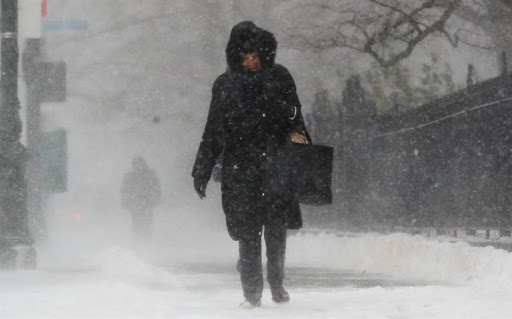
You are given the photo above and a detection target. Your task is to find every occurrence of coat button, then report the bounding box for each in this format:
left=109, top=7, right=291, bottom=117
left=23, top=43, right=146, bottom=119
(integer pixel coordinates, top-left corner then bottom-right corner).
left=262, top=113, right=266, bottom=117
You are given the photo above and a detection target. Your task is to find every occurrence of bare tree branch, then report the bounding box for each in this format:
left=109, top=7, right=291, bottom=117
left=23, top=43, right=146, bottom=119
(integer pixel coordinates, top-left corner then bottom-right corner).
left=365, top=0, right=461, bottom=67
left=282, top=0, right=463, bottom=67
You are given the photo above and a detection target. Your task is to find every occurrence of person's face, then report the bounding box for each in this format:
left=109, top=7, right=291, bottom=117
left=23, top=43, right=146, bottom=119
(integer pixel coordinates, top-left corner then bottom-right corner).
left=241, top=53, right=260, bottom=72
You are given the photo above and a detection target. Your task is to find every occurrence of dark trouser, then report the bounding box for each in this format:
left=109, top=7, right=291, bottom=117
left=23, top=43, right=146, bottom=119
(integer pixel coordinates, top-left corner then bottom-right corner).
left=238, top=214, right=287, bottom=303
left=130, top=210, right=153, bottom=241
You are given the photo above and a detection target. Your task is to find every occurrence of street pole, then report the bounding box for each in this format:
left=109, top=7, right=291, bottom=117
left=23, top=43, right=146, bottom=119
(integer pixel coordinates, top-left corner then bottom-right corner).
left=0, top=0, right=36, bottom=269
left=23, top=38, right=46, bottom=240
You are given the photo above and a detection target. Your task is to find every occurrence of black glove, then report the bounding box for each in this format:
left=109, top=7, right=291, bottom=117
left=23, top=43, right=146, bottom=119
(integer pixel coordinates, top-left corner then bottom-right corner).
left=194, top=177, right=207, bottom=199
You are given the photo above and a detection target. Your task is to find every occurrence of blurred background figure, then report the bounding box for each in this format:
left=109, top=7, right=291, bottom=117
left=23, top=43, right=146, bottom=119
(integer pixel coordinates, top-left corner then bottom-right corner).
left=121, top=156, right=161, bottom=242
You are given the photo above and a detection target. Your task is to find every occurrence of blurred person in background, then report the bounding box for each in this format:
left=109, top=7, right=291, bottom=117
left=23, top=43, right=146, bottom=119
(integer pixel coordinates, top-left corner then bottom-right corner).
left=121, top=156, right=161, bottom=242
left=192, top=21, right=309, bottom=308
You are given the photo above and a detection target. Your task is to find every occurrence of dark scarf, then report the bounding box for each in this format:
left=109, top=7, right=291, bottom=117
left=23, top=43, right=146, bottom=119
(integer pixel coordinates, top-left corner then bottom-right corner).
left=229, top=68, right=270, bottom=109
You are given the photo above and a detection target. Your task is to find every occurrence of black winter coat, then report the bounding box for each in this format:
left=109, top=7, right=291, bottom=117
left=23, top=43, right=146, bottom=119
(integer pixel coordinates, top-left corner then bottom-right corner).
left=121, top=164, right=161, bottom=214
left=192, top=21, right=308, bottom=241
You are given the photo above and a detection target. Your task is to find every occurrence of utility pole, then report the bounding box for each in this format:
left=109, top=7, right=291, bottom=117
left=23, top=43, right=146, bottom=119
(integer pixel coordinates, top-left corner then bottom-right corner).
left=23, top=38, right=45, bottom=239
left=0, top=0, right=36, bottom=268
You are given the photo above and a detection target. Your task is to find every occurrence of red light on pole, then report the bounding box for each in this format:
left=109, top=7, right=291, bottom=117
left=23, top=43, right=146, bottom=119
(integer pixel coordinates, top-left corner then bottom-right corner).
left=42, top=0, right=47, bottom=17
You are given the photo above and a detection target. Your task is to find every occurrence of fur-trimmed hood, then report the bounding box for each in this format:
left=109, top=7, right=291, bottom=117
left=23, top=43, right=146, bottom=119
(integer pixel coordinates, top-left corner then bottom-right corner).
left=225, top=21, right=277, bottom=72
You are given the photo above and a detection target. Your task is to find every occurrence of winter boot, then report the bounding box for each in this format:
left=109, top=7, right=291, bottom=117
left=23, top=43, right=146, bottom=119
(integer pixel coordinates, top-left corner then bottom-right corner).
left=270, top=286, right=290, bottom=304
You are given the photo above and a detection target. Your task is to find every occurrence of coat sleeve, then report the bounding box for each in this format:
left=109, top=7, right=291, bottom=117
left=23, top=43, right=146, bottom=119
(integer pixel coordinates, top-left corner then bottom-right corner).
left=192, top=76, right=226, bottom=182
left=275, top=65, right=309, bottom=137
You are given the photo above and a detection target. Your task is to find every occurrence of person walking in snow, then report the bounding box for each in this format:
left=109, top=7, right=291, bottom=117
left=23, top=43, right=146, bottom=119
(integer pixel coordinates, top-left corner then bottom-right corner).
left=121, top=156, right=161, bottom=241
left=192, top=21, right=310, bottom=308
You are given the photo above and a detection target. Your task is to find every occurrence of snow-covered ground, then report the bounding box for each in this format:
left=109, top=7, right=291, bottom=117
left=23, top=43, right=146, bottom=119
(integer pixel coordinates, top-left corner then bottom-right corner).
left=1, top=230, right=510, bottom=318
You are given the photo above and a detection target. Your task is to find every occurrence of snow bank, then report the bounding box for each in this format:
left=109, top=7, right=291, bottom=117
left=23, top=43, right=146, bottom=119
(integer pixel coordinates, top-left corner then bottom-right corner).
left=287, top=232, right=512, bottom=288
left=93, top=247, right=184, bottom=290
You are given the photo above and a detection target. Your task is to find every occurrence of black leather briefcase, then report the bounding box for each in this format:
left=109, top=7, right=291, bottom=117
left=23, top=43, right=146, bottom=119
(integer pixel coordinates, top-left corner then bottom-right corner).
left=269, top=143, right=333, bottom=206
